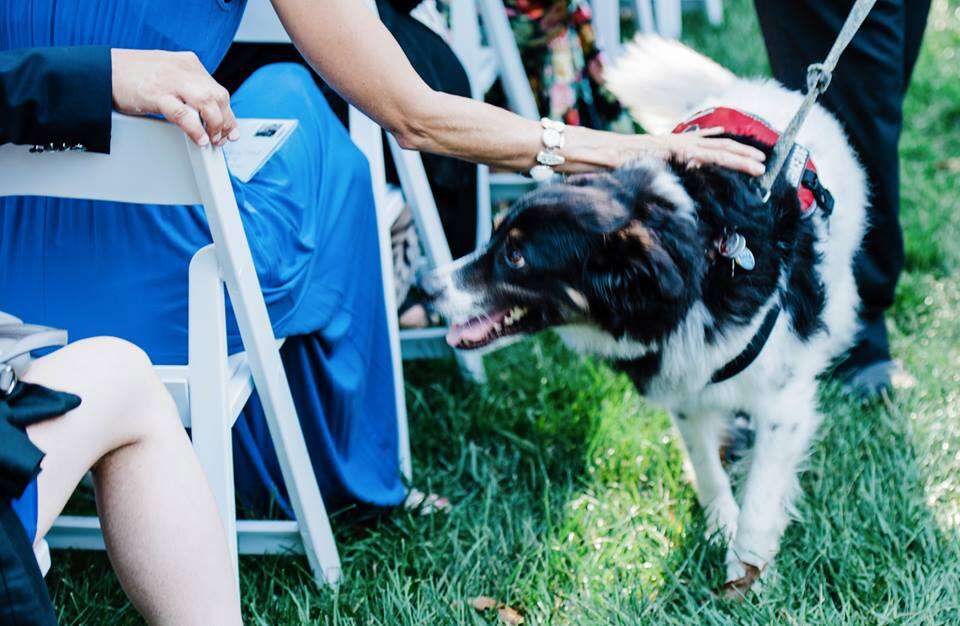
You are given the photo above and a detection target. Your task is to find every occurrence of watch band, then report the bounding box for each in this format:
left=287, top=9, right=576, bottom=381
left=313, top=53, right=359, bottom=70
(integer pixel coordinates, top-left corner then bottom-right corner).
left=530, top=118, right=566, bottom=181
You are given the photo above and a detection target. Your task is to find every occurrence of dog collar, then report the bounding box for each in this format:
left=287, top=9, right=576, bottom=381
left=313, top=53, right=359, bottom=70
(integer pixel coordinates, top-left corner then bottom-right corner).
left=709, top=304, right=780, bottom=384
left=673, top=107, right=834, bottom=217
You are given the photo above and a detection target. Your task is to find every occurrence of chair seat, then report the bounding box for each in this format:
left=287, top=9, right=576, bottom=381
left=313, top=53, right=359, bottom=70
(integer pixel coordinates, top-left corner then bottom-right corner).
left=399, top=326, right=456, bottom=360
left=155, top=347, right=274, bottom=428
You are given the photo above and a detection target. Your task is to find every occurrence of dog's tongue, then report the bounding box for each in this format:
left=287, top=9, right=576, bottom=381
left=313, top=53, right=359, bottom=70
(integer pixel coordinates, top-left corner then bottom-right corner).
left=446, top=310, right=507, bottom=347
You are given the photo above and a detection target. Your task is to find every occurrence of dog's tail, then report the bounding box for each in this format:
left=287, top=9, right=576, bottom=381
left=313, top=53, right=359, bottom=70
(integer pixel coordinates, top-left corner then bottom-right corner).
left=605, top=35, right=737, bottom=134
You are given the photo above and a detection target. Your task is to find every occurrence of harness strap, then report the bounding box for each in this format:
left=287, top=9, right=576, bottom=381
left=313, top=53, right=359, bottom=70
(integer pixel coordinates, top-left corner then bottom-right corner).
left=710, top=305, right=781, bottom=384
left=756, top=0, right=878, bottom=200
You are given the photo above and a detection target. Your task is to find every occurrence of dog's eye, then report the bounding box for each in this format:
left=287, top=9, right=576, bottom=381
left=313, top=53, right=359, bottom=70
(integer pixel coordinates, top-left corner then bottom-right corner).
left=504, top=248, right=526, bottom=269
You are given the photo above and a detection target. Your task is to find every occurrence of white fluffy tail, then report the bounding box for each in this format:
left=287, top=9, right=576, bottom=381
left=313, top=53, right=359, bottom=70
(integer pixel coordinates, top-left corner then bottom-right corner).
left=605, top=35, right=737, bottom=133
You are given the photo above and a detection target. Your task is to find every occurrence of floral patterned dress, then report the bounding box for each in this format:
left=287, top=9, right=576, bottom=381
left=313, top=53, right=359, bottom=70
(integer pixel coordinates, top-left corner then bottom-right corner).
left=505, top=0, right=632, bottom=130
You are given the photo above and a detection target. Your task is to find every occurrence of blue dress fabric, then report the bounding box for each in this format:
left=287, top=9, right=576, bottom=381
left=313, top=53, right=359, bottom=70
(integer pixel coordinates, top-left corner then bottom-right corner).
left=10, top=481, right=37, bottom=542
left=0, top=1, right=405, bottom=513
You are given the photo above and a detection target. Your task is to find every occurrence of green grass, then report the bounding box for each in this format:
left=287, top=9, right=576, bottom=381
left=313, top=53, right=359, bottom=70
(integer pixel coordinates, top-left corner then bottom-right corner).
left=49, top=0, right=960, bottom=623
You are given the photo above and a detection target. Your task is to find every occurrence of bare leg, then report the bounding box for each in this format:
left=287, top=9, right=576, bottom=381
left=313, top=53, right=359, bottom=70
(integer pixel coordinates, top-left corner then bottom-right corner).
left=724, top=382, right=821, bottom=596
left=23, top=338, right=241, bottom=626
left=673, top=410, right=739, bottom=543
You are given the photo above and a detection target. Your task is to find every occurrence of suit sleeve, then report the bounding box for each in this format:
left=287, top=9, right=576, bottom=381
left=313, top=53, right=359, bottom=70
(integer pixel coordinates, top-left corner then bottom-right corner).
left=0, top=46, right=112, bottom=154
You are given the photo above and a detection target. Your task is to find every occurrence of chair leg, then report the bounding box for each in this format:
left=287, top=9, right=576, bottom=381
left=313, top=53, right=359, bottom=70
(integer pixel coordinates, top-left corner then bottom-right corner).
left=635, top=0, right=656, bottom=33
left=654, top=0, right=682, bottom=38
left=592, top=0, right=623, bottom=59
left=188, top=143, right=341, bottom=587
left=373, top=149, right=413, bottom=484
left=476, top=164, right=493, bottom=247
left=188, top=245, right=239, bottom=587
left=704, top=0, right=723, bottom=25
left=478, top=0, right=540, bottom=119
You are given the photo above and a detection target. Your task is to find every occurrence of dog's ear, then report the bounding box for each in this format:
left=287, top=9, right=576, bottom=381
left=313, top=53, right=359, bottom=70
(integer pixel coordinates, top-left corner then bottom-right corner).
left=587, top=220, right=684, bottom=301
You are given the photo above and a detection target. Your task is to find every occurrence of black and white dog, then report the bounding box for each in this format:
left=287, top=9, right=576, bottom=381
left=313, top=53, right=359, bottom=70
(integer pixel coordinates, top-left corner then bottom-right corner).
left=426, top=37, right=867, bottom=595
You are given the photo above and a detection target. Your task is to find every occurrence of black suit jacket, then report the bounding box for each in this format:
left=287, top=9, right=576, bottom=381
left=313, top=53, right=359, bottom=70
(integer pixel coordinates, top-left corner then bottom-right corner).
left=0, top=46, right=112, bottom=154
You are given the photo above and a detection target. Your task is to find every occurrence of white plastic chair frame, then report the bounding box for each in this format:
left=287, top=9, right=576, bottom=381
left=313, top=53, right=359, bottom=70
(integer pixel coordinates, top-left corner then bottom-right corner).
left=0, top=113, right=342, bottom=589
left=236, top=0, right=488, bottom=383
left=592, top=0, right=724, bottom=48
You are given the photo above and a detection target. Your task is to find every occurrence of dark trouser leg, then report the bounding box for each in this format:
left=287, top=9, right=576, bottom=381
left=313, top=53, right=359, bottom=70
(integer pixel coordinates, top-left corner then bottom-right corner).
left=754, top=0, right=930, bottom=373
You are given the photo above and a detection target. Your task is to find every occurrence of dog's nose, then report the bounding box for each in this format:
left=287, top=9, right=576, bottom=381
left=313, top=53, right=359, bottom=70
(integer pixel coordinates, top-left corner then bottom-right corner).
left=419, top=271, right=446, bottom=299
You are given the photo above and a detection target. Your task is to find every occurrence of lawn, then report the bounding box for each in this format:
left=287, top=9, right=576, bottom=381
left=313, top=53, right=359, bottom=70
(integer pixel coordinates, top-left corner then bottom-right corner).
left=49, top=0, right=960, bottom=623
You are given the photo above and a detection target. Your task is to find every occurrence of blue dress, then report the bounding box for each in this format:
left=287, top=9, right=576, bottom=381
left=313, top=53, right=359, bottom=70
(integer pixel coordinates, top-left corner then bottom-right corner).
left=0, top=1, right=405, bottom=514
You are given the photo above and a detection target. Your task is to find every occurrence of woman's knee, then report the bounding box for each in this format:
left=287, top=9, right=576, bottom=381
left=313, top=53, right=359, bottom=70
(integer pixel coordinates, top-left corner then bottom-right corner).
left=39, top=338, right=180, bottom=444
left=92, top=338, right=179, bottom=439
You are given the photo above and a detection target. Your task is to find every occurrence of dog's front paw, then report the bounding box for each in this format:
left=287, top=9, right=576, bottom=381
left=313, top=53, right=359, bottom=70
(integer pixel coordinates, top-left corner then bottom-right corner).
left=720, top=560, right=764, bottom=600
left=721, top=546, right=772, bottom=599
left=704, top=495, right=739, bottom=544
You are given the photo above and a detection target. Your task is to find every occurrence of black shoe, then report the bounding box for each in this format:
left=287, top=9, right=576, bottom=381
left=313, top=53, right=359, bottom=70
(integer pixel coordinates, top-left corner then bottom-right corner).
left=840, top=359, right=916, bottom=401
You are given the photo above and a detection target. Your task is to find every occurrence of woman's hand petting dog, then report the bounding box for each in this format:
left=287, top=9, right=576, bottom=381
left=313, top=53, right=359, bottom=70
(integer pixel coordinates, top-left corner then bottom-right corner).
left=632, top=126, right=767, bottom=176
left=110, top=49, right=238, bottom=148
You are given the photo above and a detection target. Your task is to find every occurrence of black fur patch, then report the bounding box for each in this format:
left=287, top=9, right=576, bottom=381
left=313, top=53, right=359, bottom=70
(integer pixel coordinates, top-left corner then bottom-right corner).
left=614, top=352, right=663, bottom=394
left=670, top=134, right=826, bottom=342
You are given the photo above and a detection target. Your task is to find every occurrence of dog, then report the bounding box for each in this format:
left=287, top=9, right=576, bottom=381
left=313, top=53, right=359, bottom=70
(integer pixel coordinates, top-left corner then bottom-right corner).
left=425, top=36, right=867, bottom=596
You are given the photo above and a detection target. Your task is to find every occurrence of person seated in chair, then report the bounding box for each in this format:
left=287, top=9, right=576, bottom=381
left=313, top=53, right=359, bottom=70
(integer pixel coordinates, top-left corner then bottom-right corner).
left=1, top=48, right=242, bottom=625
left=0, top=1, right=766, bottom=525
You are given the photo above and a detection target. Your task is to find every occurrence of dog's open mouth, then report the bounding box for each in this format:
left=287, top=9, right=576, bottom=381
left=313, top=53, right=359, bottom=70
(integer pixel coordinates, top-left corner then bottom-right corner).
left=445, top=306, right=530, bottom=350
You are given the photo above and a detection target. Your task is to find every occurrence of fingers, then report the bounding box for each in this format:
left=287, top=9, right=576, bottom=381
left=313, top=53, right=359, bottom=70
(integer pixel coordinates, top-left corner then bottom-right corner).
left=707, top=137, right=767, bottom=163
left=682, top=136, right=765, bottom=176
left=180, top=85, right=237, bottom=147
left=200, top=99, right=225, bottom=145
left=219, top=90, right=239, bottom=143
left=681, top=130, right=767, bottom=176
left=698, top=145, right=766, bottom=176
left=157, top=95, right=209, bottom=146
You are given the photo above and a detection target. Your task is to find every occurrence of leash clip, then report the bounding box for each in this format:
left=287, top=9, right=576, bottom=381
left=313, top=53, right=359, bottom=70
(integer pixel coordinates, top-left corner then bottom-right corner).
left=806, top=63, right=832, bottom=95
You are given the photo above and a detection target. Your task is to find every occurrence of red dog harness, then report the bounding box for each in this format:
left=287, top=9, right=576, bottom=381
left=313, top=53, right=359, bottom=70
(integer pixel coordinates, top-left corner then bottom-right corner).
left=673, top=107, right=834, bottom=216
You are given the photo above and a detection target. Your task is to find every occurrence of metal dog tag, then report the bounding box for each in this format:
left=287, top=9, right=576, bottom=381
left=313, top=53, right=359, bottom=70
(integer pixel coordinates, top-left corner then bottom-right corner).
left=719, top=233, right=755, bottom=272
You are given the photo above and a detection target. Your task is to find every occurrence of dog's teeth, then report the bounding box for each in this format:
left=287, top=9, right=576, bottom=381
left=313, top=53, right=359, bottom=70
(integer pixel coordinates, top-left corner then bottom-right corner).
left=493, top=322, right=502, bottom=333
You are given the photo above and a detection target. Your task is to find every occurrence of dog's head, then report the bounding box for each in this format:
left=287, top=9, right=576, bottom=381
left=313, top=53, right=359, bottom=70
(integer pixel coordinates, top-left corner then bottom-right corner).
left=426, top=159, right=705, bottom=352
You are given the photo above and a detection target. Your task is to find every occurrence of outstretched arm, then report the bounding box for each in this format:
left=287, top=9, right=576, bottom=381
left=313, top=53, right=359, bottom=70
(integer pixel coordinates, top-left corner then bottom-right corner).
left=270, top=0, right=765, bottom=176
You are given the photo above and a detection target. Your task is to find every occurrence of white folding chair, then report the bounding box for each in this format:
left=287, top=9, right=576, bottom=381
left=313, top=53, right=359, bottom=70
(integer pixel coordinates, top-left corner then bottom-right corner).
left=0, top=113, right=342, bottom=590
left=236, top=0, right=488, bottom=383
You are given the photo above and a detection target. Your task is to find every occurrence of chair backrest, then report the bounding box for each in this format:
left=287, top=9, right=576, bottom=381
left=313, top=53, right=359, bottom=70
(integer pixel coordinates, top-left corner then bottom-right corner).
left=0, top=114, right=204, bottom=204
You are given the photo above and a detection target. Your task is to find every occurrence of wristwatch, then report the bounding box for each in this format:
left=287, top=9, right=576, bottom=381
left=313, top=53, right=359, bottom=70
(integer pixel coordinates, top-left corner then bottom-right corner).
left=530, top=118, right=566, bottom=182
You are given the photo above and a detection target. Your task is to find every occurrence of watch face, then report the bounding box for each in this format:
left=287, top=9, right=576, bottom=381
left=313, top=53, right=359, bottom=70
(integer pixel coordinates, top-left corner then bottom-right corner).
left=542, top=127, right=562, bottom=149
